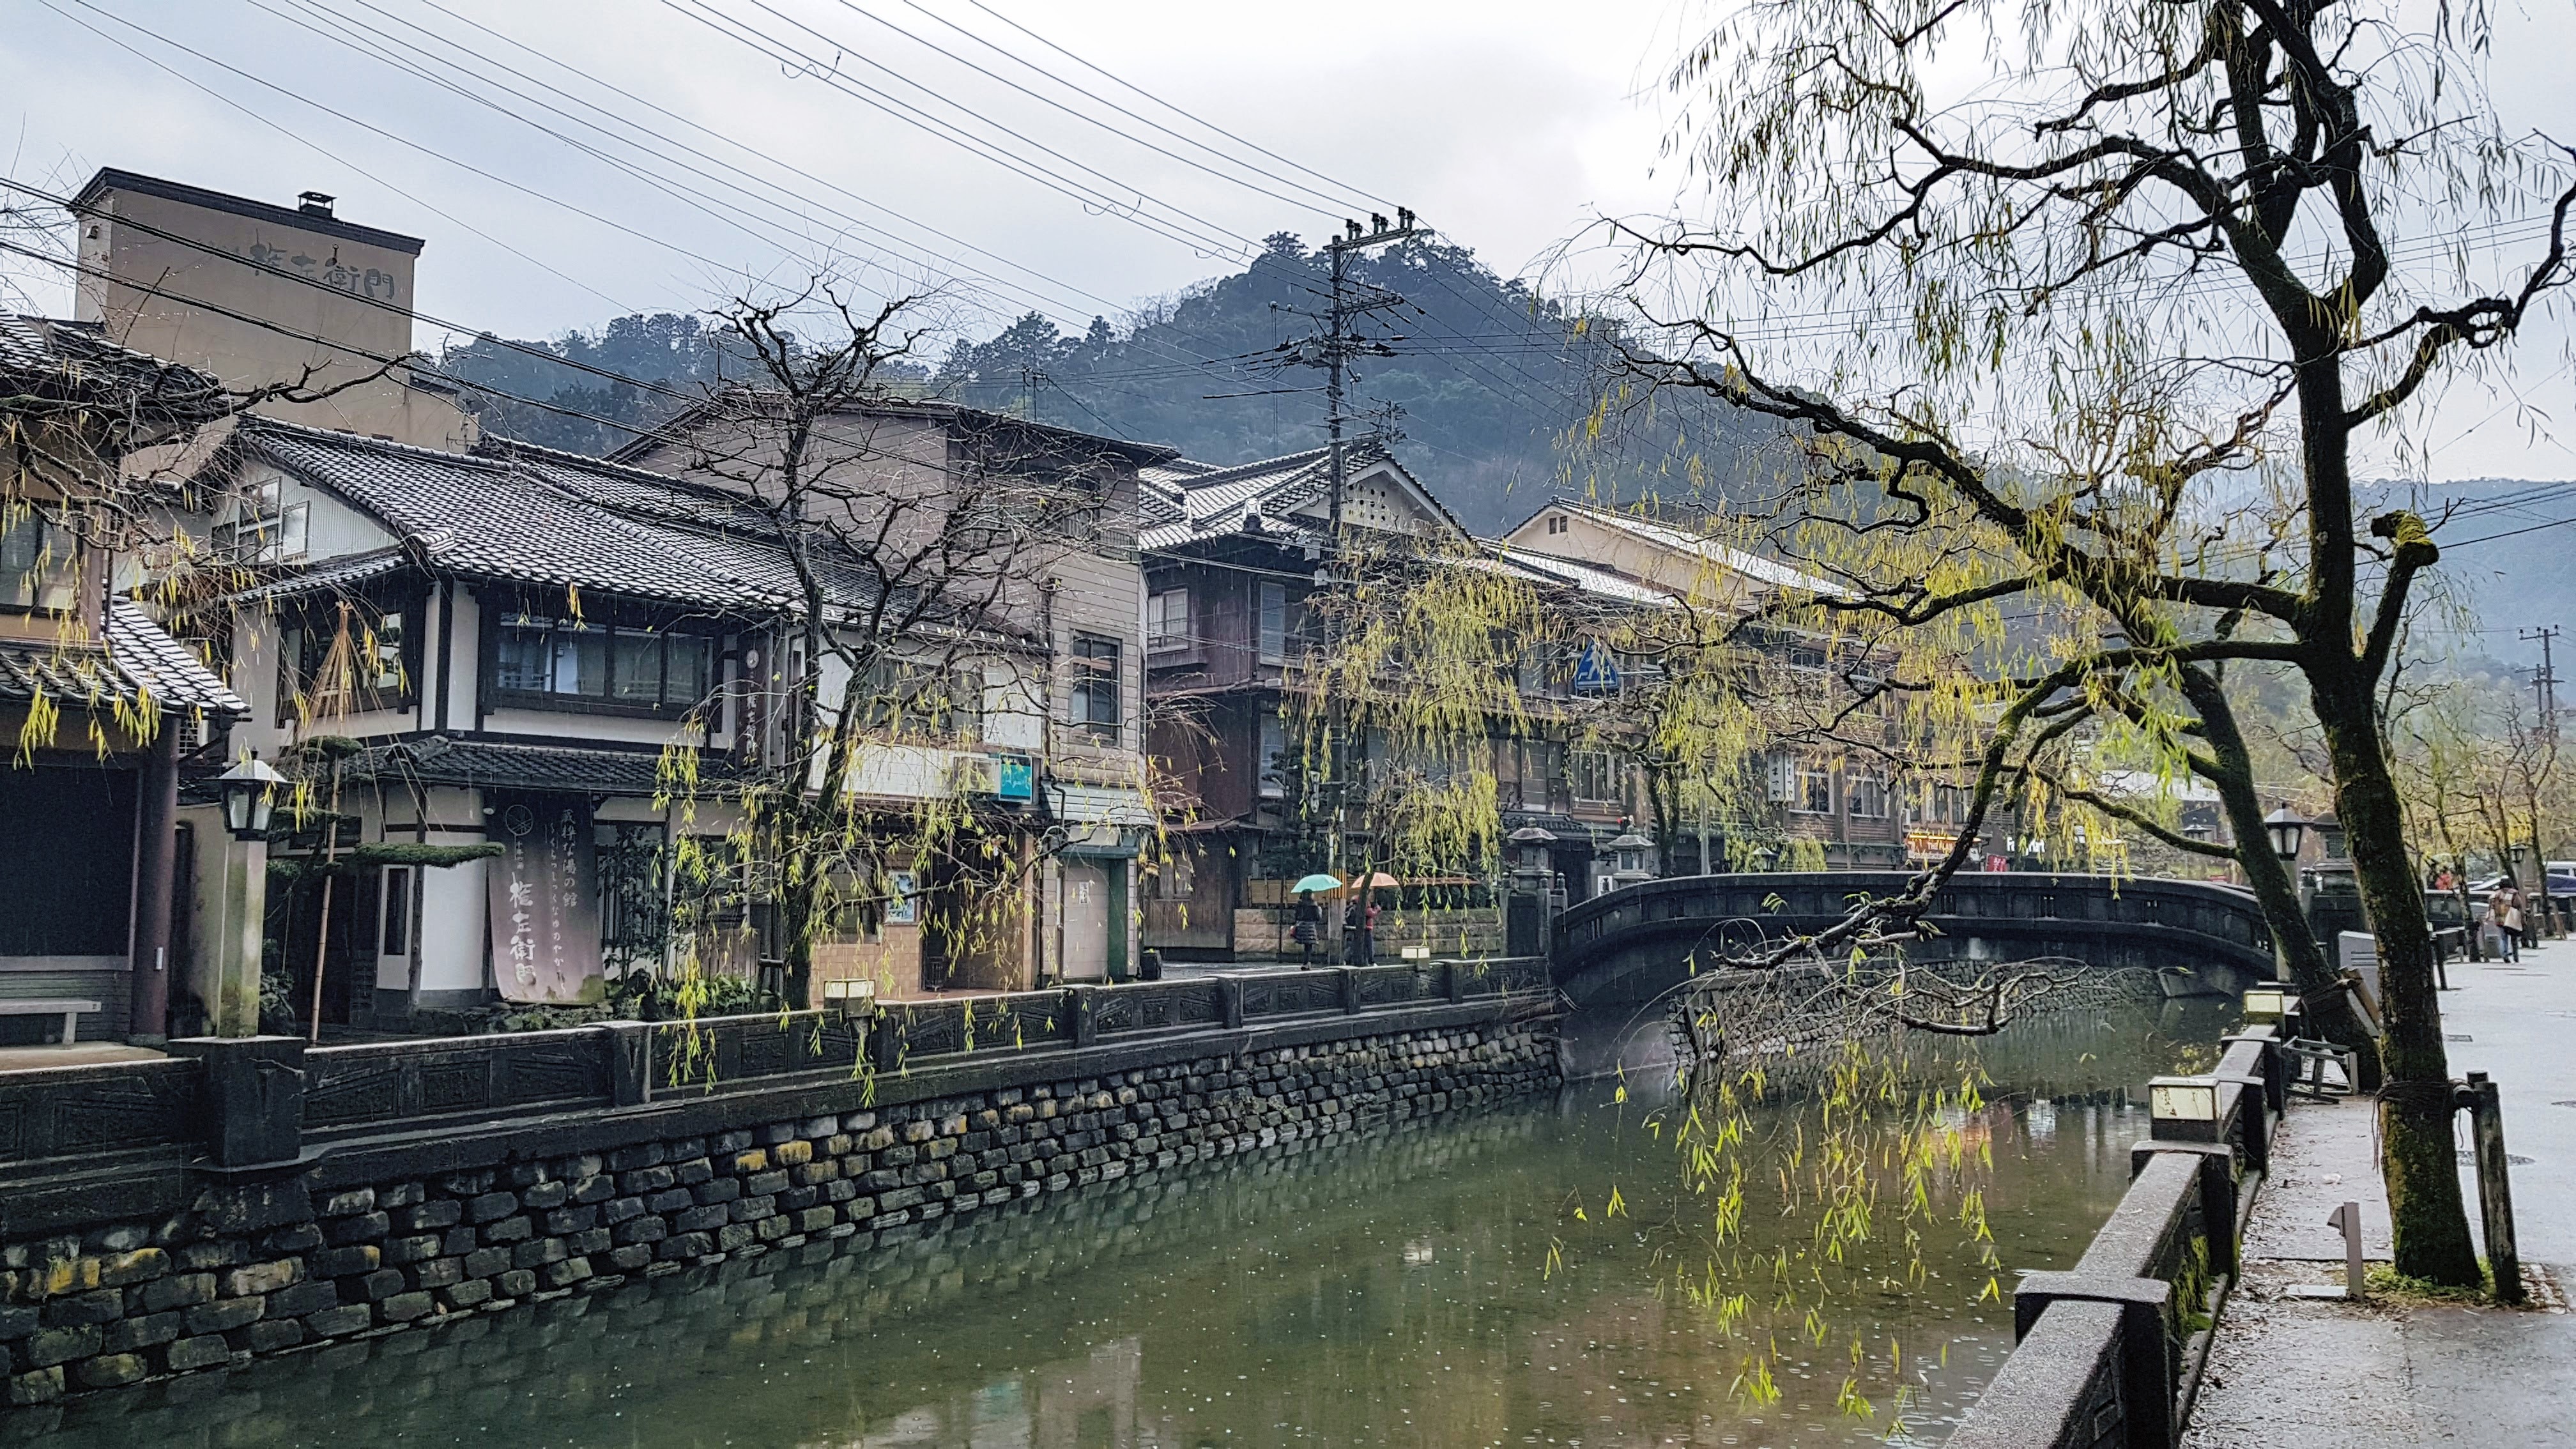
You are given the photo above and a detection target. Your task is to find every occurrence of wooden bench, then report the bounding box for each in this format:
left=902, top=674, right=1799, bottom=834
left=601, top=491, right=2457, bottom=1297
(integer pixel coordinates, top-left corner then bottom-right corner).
left=0, top=999, right=102, bottom=1045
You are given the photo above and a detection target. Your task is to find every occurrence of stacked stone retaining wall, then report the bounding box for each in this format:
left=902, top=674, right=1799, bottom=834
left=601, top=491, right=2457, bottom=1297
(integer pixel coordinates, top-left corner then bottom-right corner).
left=1, top=1015, right=1556, bottom=1407
left=3, top=1093, right=1551, bottom=1445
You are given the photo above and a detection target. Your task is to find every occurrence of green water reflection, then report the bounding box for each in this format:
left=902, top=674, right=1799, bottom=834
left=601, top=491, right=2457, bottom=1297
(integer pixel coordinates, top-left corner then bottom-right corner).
left=7, top=1000, right=2228, bottom=1449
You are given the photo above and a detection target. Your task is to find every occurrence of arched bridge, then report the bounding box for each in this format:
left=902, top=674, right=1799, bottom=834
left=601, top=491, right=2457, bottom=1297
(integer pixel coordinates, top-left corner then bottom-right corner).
left=1550, top=871, right=2276, bottom=1009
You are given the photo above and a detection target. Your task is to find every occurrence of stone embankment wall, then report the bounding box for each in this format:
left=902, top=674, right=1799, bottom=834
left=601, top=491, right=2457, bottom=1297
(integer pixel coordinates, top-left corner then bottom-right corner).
left=8, top=1097, right=1551, bottom=1445
left=1, top=1016, right=1555, bottom=1406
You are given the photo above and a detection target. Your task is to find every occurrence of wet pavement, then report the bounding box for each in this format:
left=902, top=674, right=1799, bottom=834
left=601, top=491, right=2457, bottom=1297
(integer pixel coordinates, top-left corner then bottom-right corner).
left=2185, top=939, right=2576, bottom=1448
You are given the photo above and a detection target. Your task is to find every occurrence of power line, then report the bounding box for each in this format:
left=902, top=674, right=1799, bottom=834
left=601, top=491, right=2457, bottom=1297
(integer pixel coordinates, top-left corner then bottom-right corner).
left=57, top=0, right=1298, bottom=406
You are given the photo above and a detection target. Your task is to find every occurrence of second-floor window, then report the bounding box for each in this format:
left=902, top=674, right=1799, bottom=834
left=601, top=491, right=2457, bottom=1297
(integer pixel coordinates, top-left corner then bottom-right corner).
left=1848, top=770, right=1889, bottom=819
left=1795, top=758, right=1836, bottom=815
left=217, top=479, right=309, bottom=564
left=1071, top=632, right=1121, bottom=735
left=0, top=513, right=79, bottom=613
left=1568, top=749, right=1621, bottom=806
left=1147, top=589, right=1190, bottom=652
left=856, top=657, right=981, bottom=742
left=1257, top=709, right=1288, bottom=799
left=279, top=599, right=413, bottom=719
left=1257, top=581, right=1290, bottom=664
left=494, top=612, right=713, bottom=716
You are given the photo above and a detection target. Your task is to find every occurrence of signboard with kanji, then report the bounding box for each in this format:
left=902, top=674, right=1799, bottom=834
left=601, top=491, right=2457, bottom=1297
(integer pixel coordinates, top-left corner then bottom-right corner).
left=486, top=792, right=605, bottom=1004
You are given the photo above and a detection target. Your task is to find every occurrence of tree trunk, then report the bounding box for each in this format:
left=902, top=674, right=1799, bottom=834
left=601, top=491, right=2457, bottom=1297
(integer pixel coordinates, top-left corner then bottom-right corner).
left=2310, top=668, right=2481, bottom=1285
left=2181, top=668, right=2381, bottom=1087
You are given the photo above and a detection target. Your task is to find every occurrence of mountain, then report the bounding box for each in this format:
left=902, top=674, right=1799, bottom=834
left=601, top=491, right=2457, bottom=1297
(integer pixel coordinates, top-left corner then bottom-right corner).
left=432, top=234, right=1780, bottom=533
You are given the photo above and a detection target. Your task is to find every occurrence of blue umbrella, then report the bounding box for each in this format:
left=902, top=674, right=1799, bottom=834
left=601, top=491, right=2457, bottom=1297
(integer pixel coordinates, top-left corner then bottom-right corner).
left=1290, top=873, right=1342, bottom=894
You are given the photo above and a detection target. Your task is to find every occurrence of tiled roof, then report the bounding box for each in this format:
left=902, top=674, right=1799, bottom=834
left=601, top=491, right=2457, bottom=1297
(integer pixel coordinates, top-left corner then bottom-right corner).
left=243, top=421, right=770, bottom=608
left=232, top=546, right=418, bottom=605
left=1138, top=443, right=1468, bottom=552
left=1517, top=500, right=1841, bottom=597
left=236, top=418, right=909, bottom=618
left=0, top=599, right=246, bottom=719
left=1466, top=544, right=1681, bottom=607
left=0, top=315, right=232, bottom=424
left=337, top=735, right=723, bottom=796
left=609, top=394, right=1179, bottom=470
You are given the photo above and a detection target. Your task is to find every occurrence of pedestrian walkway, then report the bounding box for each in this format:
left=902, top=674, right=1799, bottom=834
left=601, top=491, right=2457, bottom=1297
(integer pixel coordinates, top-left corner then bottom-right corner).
left=2185, top=939, right=2576, bottom=1448
left=0, top=1041, right=163, bottom=1072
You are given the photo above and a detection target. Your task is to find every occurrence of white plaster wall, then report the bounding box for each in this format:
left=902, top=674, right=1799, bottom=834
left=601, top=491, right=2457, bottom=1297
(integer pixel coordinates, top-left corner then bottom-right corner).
left=443, top=585, right=480, bottom=728
left=477, top=709, right=703, bottom=748
left=413, top=833, right=488, bottom=995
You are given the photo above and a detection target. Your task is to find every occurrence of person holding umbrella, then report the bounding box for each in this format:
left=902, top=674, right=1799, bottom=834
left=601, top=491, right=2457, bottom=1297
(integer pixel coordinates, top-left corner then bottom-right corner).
left=1288, top=873, right=1338, bottom=968
left=1339, top=871, right=1399, bottom=965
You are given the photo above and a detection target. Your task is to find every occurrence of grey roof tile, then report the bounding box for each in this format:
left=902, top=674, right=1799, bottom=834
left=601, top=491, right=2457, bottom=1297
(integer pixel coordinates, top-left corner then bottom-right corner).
left=0, top=314, right=232, bottom=424
left=338, top=734, right=724, bottom=795
left=0, top=599, right=245, bottom=718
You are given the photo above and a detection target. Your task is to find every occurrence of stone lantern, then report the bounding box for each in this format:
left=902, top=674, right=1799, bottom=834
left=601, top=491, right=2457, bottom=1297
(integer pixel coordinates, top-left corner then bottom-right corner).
left=1606, top=825, right=1658, bottom=890
left=1504, top=826, right=1558, bottom=958
left=1506, top=826, right=1557, bottom=893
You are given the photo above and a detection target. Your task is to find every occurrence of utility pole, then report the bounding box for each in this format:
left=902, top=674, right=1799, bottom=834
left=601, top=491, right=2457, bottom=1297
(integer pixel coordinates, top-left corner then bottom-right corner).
left=1304, top=210, right=1418, bottom=537
left=2522, top=625, right=2560, bottom=733
left=2520, top=625, right=2563, bottom=932
left=1275, top=210, right=1417, bottom=926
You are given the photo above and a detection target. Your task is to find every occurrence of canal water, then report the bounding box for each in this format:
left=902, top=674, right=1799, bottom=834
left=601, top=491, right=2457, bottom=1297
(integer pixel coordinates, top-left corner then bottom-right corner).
left=6, top=1000, right=2228, bottom=1449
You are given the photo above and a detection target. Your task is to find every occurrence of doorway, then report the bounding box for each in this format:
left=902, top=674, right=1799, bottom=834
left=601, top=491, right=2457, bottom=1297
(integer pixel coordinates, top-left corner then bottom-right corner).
left=1061, top=862, right=1110, bottom=982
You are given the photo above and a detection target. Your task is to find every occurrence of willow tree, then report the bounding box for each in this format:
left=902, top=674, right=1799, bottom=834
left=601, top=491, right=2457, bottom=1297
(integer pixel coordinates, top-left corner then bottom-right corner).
left=643, top=284, right=1154, bottom=1008
left=1615, top=0, right=2575, bottom=1284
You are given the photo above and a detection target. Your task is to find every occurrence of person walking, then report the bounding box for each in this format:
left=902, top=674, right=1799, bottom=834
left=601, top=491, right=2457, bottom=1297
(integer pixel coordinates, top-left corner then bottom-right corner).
left=1355, top=893, right=1381, bottom=966
left=1291, top=889, right=1322, bottom=969
left=2492, top=882, right=2525, bottom=962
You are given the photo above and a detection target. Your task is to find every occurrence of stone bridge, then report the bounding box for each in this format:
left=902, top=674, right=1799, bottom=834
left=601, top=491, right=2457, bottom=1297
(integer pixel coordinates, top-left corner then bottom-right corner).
left=1549, top=871, right=2276, bottom=1009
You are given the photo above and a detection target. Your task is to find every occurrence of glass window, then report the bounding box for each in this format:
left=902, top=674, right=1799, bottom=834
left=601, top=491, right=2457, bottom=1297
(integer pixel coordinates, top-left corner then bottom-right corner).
left=497, top=615, right=553, bottom=694
left=1795, top=759, right=1836, bottom=815
left=666, top=635, right=714, bottom=708
left=552, top=623, right=610, bottom=698
left=380, top=866, right=413, bottom=956
left=1257, top=582, right=1287, bottom=664
left=611, top=632, right=664, bottom=704
left=1848, top=770, right=1888, bottom=819
left=495, top=613, right=710, bottom=712
left=282, top=603, right=411, bottom=717
left=1569, top=749, right=1620, bottom=805
left=366, top=611, right=406, bottom=695
left=0, top=513, right=79, bottom=611
left=1258, top=710, right=1287, bottom=799
left=1147, top=589, right=1189, bottom=650
left=1072, top=633, right=1121, bottom=731
left=858, top=658, right=981, bottom=741
left=947, top=666, right=983, bottom=743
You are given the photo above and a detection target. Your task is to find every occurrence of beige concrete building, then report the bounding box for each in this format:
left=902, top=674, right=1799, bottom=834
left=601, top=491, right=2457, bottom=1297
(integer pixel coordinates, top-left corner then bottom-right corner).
left=71, top=169, right=473, bottom=450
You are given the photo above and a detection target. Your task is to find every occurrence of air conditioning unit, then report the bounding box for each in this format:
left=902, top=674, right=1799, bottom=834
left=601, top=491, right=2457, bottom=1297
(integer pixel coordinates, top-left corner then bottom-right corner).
left=947, top=754, right=1002, bottom=797
left=948, top=753, right=1036, bottom=804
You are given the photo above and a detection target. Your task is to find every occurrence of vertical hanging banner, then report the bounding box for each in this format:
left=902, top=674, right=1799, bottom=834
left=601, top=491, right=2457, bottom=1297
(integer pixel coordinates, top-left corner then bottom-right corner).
left=487, top=792, right=604, bottom=1004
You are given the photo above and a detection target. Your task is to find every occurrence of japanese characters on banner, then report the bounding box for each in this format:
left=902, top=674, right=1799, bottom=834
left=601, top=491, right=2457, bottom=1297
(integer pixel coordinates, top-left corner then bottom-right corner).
left=486, top=792, right=605, bottom=1004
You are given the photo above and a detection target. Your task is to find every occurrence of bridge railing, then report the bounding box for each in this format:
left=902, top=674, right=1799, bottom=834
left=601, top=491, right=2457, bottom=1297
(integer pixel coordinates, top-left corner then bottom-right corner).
left=1550, top=872, right=2279, bottom=1005
left=1949, top=1019, right=2289, bottom=1449
left=1, top=958, right=1557, bottom=1179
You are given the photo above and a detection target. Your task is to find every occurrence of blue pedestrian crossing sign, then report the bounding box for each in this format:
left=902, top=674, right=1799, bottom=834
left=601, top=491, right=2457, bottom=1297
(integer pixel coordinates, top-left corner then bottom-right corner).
left=1571, top=640, right=1621, bottom=696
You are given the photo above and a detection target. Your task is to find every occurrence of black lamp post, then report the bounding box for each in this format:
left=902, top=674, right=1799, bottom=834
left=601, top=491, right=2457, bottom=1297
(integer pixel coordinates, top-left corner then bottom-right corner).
left=2264, top=804, right=2308, bottom=862
left=215, top=755, right=282, bottom=841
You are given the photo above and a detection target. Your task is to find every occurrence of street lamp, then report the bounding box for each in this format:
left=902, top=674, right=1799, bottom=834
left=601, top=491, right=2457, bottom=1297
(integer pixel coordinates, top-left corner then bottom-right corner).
left=820, top=976, right=877, bottom=1022
left=2264, top=804, right=2308, bottom=862
left=2148, top=1074, right=2221, bottom=1141
left=215, top=755, right=284, bottom=841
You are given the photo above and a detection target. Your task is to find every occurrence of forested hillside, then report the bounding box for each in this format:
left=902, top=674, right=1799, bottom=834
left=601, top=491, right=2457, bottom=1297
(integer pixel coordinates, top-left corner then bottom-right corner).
left=433, top=233, right=1779, bottom=532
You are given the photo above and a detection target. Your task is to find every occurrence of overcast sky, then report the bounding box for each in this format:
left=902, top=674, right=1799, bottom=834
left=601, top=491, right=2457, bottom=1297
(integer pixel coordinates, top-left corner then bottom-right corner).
left=4, top=0, right=2570, bottom=484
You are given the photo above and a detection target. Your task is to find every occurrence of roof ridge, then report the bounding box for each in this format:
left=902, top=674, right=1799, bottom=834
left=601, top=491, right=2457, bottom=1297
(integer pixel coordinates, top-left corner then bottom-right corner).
left=241, top=413, right=521, bottom=476
left=1168, top=445, right=1334, bottom=489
